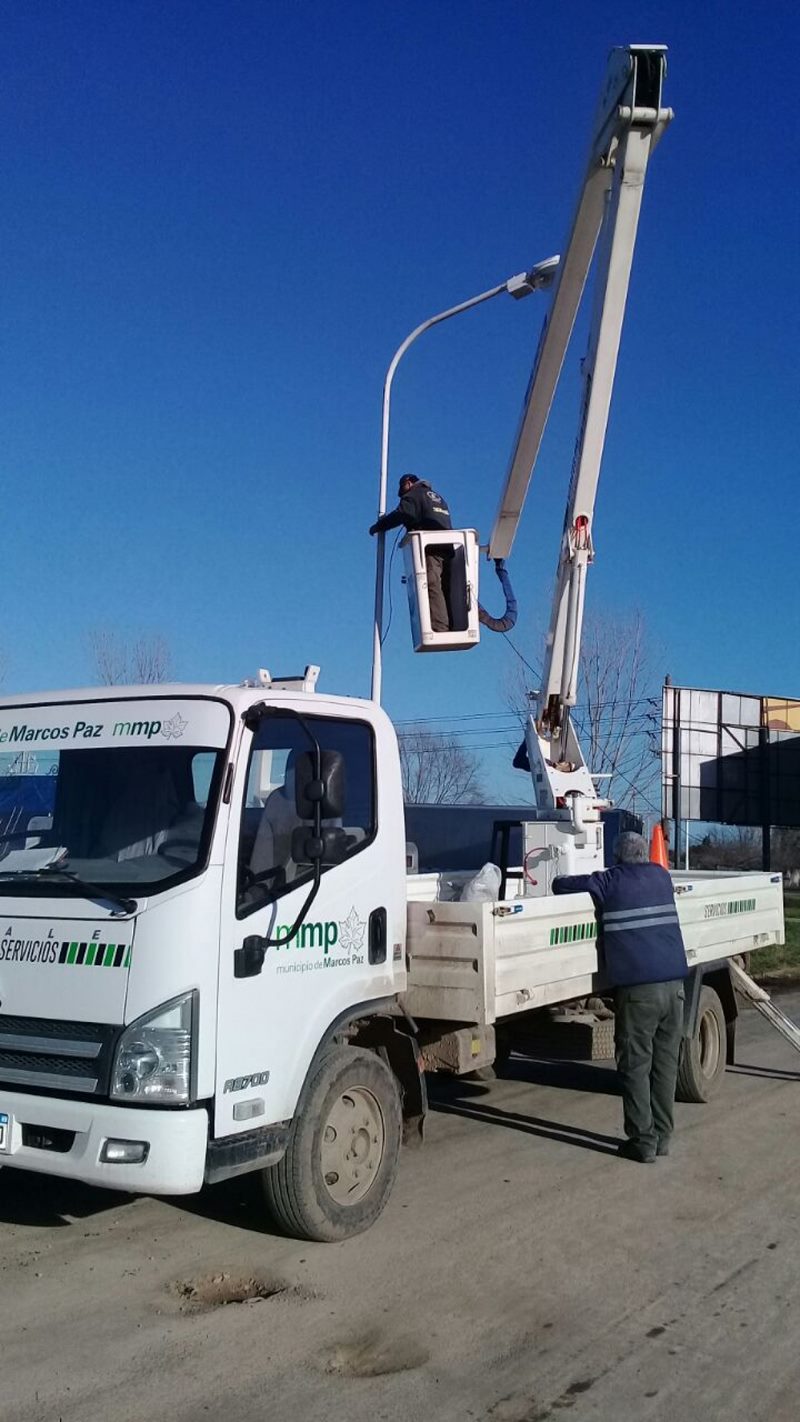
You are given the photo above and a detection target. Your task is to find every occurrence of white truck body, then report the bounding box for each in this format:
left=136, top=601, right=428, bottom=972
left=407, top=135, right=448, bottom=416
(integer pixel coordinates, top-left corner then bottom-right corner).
left=404, top=871, right=784, bottom=1025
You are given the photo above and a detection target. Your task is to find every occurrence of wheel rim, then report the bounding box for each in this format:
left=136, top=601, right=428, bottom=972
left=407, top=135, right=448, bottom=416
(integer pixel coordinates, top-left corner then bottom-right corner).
left=698, top=1007, right=722, bottom=1079
left=320, top=1086, right=385, bottom=1206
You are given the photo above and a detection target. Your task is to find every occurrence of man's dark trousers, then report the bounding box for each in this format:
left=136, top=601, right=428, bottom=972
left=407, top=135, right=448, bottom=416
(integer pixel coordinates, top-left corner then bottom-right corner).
left=425, top=551, right=451, bottom=632
left=614, top=980, right=685, bottom=1154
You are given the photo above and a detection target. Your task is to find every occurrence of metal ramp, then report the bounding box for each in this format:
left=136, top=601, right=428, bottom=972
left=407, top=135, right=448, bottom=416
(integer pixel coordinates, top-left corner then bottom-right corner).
left=730, top=960, right=800, bottom=1054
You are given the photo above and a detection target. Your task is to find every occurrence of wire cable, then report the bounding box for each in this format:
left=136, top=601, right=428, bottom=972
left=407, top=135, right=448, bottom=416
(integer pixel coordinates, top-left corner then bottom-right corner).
left=379, top=532, right=403, bottom=647
left=501, top=631, right=542, bottom=684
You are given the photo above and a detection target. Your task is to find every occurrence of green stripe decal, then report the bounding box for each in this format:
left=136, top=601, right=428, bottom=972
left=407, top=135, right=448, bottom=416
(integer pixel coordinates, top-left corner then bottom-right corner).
left=727, top=898, right=756, bottom=915
left=54, top=940, right=130, bottom=968
left=551, top=922, right=597, bottom=946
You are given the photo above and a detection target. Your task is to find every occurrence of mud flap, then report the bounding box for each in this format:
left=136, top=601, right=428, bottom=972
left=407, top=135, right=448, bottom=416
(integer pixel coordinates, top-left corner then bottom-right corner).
left=353, top=1016, right=427, bottom=1147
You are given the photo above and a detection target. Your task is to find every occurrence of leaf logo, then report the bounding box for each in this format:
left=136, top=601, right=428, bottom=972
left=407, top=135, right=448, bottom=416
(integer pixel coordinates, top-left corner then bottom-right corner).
left=337, top=906, right=366, bottom=955
left=161, top=712, right=188, bottom=741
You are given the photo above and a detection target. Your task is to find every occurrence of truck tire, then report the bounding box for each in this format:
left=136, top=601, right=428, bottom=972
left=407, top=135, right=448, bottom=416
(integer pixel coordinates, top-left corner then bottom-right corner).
left=262, top=1046, right=402, bottom=1242
left=676, top=985, right=726, bottom=1103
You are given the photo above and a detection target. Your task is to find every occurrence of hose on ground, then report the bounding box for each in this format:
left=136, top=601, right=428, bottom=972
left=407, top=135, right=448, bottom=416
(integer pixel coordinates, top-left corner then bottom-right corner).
left=478, top=558, right=518, bottom=632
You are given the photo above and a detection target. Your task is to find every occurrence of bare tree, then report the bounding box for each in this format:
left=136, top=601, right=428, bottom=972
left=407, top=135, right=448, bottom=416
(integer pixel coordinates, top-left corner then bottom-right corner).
left=399, top=728, right=486, bottom=805
left=572, top=610, right=660, bottom=810
left=773, top=826, right=800, bottom=872
left=506, top=608, right=660, bottom=811
left=88, top=630, right=173, bottom=686
left=691, top=827, right=761, bottom=871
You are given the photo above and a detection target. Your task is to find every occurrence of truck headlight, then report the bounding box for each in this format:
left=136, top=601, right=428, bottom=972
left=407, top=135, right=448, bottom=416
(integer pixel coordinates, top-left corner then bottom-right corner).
left=111, top=992, right=196, bottom=1105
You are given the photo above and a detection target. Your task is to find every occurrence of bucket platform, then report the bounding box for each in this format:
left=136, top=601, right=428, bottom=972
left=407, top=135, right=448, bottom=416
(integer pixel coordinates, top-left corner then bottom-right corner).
left=402, top=529, right=480, bottom=653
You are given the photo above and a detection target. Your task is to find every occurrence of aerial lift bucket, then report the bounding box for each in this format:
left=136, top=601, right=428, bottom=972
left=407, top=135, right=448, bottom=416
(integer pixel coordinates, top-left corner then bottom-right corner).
left=402, top=529, right=480, bottom=653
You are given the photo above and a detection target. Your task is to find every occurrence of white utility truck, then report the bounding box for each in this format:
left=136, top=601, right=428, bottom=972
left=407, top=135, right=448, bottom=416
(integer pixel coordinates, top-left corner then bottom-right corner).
left=0, top=46, right=785, bottom=1240
left=0, top=679, right=784, bottom=1242
left=0, top=676, right=785, bottom=1240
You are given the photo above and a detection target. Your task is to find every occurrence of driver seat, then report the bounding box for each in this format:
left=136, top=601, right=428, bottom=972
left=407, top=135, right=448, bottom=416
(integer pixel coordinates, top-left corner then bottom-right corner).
left=249, top=785, right=304, bottom=883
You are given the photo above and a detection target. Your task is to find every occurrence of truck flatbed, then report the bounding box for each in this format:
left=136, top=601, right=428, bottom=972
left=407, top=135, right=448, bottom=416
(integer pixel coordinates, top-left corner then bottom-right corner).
left=402, top=870, right=785, bottom=1026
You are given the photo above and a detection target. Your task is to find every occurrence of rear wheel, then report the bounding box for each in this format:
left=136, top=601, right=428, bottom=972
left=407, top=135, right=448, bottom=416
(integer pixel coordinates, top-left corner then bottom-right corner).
left=676, top=985, right=726, bottom=1102
left=262, top=1046, right=402, bottom=1242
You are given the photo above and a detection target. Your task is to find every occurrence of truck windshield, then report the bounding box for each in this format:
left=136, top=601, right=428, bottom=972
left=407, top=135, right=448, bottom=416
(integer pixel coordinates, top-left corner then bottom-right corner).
left=0, top=707, right=228, bottom=895
left=0, top=744, right=224, bottom=893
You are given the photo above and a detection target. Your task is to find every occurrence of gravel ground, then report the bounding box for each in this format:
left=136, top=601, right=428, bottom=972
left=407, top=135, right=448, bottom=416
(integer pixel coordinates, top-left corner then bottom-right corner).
left=3, top=995, right=800, bottom=1422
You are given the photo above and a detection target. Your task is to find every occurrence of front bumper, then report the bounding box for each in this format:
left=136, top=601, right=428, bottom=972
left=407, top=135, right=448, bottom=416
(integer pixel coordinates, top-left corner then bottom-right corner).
left=0, top=1089, right=209, bottom=1194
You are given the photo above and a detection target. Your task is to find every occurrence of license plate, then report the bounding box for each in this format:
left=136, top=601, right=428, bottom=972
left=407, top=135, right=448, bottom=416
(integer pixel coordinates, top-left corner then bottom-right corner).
left=0, top=1112, right=10, bottom=1152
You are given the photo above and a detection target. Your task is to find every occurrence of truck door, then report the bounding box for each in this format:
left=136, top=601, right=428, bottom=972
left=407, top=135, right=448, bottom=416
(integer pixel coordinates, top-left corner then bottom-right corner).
left=215, top=706, right=405, bottom=1140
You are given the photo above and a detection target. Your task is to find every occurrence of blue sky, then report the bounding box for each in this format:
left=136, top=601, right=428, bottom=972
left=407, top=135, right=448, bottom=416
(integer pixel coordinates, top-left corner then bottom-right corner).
left=2, top=1, right=798, bottom=804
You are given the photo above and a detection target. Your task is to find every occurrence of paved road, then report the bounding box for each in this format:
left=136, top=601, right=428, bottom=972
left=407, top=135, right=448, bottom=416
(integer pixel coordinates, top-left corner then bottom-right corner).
left=4, top=996, right=800, bottom=1422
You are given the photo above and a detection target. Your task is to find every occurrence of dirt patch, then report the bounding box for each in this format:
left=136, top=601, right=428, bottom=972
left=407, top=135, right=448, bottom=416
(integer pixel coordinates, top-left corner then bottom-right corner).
left=174, top=1273, right=288, bottom=1312
left=551, top=1377, right=597, bottom=1408
left=325, top=1330, right=429, bottom=1377
left=486, top=1393, right=549, bottom=1422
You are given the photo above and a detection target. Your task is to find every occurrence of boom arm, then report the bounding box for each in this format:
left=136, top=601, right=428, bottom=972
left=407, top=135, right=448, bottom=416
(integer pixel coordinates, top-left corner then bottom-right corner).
left=489, top=45, right=672, bottom=800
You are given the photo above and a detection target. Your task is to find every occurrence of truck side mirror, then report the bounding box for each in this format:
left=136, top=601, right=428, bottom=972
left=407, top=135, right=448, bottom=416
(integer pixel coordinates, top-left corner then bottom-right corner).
left=294, top=749, right=346, bottom=820
left=291, top=824, right=351, bottom=866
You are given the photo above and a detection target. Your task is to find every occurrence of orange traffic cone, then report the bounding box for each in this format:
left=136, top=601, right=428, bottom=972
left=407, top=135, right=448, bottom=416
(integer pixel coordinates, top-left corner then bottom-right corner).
left=650, top=823, right=669, bottom=869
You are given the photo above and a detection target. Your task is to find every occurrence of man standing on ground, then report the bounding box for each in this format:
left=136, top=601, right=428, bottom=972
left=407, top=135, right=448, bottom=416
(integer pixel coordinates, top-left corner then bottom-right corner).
left=552, top=831, right=688, bottom=1163
left=369, top=474, right=453, bottom=632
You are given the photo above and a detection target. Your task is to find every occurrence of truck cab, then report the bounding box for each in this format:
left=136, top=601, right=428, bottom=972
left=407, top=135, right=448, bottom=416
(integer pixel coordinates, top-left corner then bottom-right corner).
left=0, top=678, right=410, bottom=1237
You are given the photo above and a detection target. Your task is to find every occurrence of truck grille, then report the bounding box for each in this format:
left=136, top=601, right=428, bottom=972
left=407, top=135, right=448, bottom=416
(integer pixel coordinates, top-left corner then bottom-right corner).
left=0, top=1014, right=117, bottom=1096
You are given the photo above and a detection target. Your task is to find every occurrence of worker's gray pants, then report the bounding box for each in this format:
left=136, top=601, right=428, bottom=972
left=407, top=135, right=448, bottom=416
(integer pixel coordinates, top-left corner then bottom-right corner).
left=425, top=551, right=451, bottom=633
left=614, top=980, right=685, bottom=1152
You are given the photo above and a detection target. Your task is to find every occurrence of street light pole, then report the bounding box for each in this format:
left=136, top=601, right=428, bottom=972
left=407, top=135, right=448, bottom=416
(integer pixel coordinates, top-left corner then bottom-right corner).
left=370, top=257, right=558, bottom=704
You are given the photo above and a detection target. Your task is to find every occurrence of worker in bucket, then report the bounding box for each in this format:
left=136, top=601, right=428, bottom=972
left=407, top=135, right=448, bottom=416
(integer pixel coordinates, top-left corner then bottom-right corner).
left=369, top=474, right=453, bottom=632
left=552, top=831, right=689, bottom=1164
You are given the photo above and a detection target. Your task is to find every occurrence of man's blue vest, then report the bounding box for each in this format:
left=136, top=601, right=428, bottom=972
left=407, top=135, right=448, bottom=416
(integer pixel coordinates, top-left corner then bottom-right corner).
left=552, top=862, right=688, bottom=988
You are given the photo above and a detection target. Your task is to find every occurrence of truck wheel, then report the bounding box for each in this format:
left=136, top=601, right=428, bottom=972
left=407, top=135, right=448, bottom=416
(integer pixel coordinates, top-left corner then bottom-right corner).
left=676, top=985, right=726, bottom=1103
left=262, top=1046, right=402, bottom=1242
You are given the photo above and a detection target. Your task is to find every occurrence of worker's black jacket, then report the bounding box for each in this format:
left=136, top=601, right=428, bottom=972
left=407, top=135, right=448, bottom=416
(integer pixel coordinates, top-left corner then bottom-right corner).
left=552, top=862, right=689, bottom=988
left=373, top=480, right=452, bottom=534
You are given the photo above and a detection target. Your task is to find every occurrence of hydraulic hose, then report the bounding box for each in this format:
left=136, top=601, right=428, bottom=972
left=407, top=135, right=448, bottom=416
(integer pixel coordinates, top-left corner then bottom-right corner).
left=478, top=558, right=518, bottom=633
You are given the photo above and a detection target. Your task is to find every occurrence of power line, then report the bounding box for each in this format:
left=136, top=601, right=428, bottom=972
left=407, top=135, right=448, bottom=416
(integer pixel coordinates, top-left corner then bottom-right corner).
left=395, top=709, right=523, bottom=726
left=399, top=740, right=518, bottom=755
left=394, top=694, right=659, bottom=728
left=501, top=631, right=542, bottom=682
left=597, top=761, right=662, bottom=817
left=398, top=724, right=522, bottom=741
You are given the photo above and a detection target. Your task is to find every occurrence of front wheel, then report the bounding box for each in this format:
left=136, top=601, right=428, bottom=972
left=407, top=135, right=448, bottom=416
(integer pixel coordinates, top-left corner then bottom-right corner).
left=262, top=1046, right=402, bottom=1242
left=676, top=985, right=726, bottom=1103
